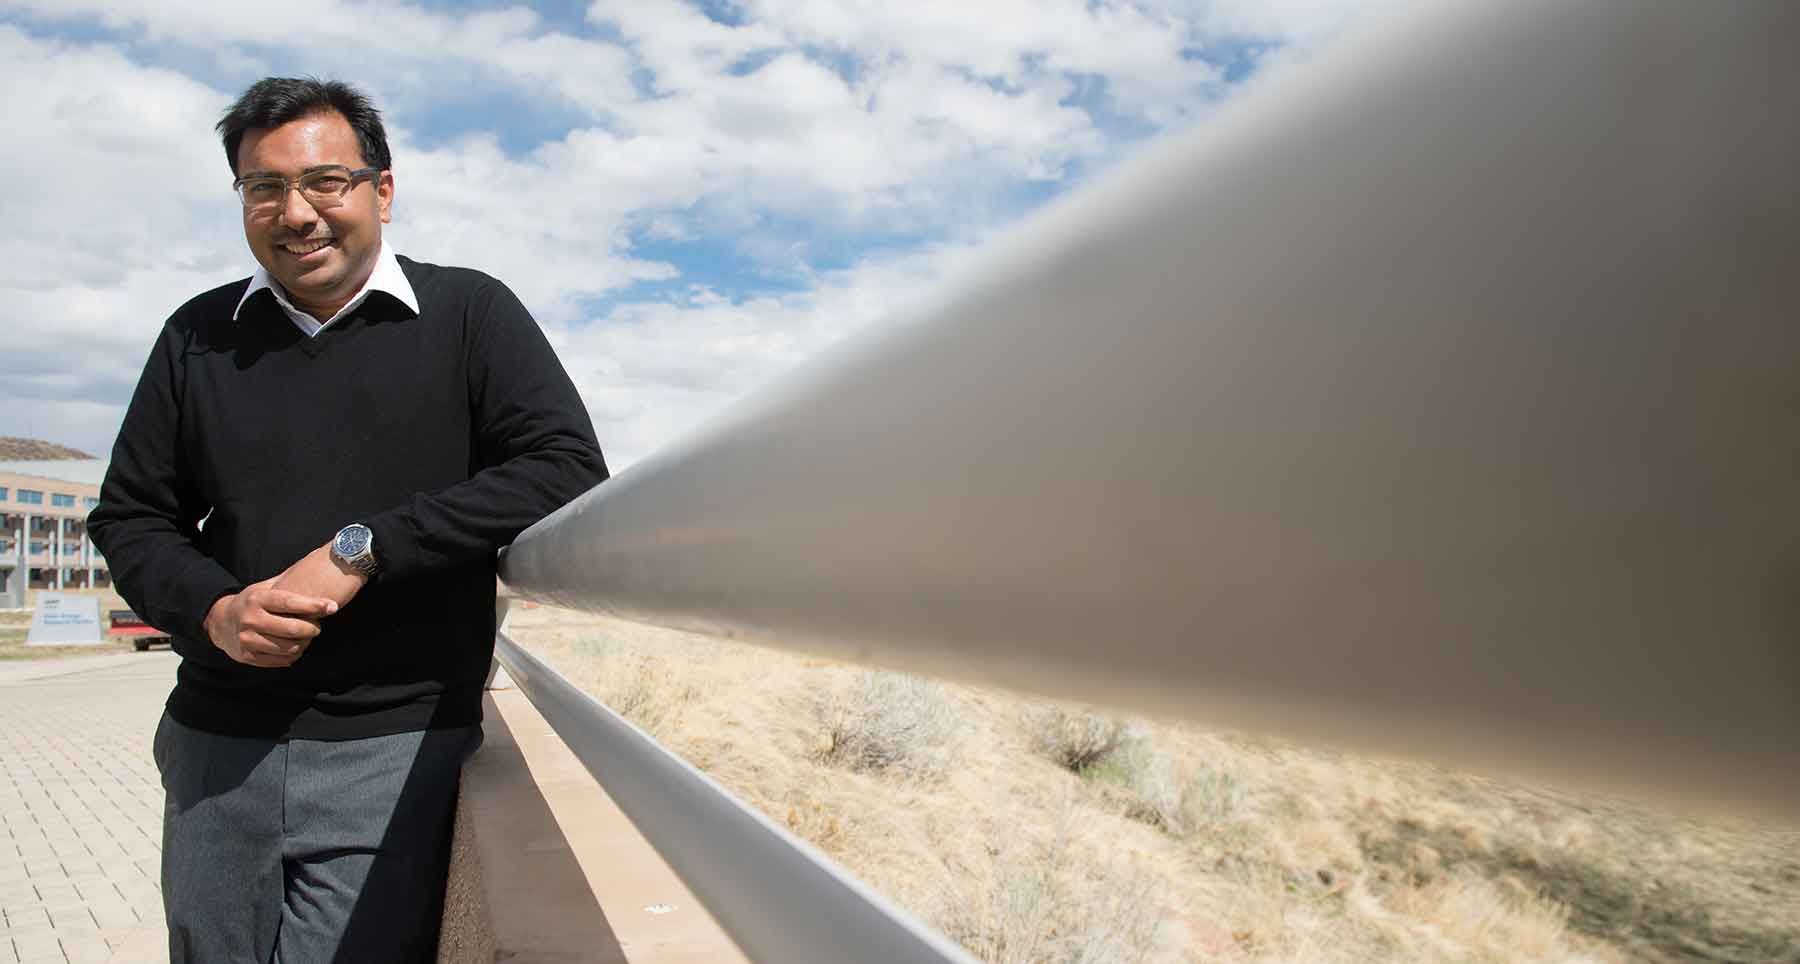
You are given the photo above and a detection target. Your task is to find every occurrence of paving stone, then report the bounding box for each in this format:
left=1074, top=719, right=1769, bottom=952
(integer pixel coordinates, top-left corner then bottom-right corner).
left=58, top=937, right=108, bottom=964
left=39, top=911, right=92, bottom=936
left=60, top=888, right=103, bottom=910
left=0, top=909, right=51, bottom=933
left=0, top=656, right=177, bottom=961
left=0, top=918, right=54, bottom=940
left=92, top=866, right=136, bottom=886
left=84, top=905, right=135, bottom=933
left=77, top=842, right=123, bottom=862
left=111, top=883, right=158, bottom=909
left=24, top=889, right=73, bottom=910
left=8, top=932, right=60, bottom=962
left=70, top=893, right=125, bottom=916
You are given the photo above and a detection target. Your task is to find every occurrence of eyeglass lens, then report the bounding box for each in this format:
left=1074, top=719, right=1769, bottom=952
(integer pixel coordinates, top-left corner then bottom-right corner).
left=238, top=168, right=362, bottom=210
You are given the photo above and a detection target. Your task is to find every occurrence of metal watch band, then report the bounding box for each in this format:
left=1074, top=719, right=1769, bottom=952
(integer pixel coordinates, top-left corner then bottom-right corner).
left=332, top=523, right=380, bottom=577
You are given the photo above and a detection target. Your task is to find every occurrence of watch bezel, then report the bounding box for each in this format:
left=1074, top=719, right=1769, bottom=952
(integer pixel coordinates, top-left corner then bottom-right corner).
left=332, top=523, right=377, bottom=575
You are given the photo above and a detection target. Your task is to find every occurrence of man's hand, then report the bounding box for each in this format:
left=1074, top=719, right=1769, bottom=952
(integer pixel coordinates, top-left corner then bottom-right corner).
left=204, top=579, right=338, bottom=667
left=205, top=540, right=367, bottom=669
left=270, top=541, right=370, bottom=610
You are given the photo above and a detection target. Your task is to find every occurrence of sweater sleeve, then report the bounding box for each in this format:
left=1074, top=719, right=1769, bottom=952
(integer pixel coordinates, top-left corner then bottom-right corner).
left=87, top=323, right=244, bottom=642
left=362, top=279, right=608, bottom=580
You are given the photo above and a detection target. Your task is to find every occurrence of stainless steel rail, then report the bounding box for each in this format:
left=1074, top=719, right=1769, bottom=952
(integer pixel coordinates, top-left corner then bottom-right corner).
left=491, top=629, right=978, bottom=964
left=501, top=0, right=1799, bottom=824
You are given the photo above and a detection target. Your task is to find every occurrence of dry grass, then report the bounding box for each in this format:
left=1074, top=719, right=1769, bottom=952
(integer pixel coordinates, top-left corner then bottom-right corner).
left=506, top=606, right=1800, bottom=964
left=815, top=670, right=962, bottom=778
left=1045, top=712, right=1250, bottom=838
left=1029, top=706, right=1138, bottom=773
left=930, top=804, right=1171, bottom=964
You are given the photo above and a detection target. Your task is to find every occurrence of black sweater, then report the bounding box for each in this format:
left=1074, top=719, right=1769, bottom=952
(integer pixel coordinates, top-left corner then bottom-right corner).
left=89, top=256, right=608, bottom=740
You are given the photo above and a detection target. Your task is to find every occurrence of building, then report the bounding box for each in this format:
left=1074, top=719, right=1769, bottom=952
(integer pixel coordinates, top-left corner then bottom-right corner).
left=0, top=460, right=110, bottom=608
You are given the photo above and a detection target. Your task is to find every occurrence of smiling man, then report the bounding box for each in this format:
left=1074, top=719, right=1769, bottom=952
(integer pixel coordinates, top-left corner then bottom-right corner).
left=237, top=108, right=392, bottom=327
left=88, top=78, right=609, bottom=962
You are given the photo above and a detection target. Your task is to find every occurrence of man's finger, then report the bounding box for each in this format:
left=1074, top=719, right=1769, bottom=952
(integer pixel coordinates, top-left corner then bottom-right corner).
left=258, top=589, right=340, bottom=618
left=237, top=631, right=309, bottom=658
left=232, top=647, right=299, bottom=668
left=241, top=612, right=323, bottom=641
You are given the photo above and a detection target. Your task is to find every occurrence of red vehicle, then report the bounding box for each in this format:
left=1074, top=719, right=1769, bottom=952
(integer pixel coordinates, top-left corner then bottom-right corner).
left=108, top=610, right=170, bottom=652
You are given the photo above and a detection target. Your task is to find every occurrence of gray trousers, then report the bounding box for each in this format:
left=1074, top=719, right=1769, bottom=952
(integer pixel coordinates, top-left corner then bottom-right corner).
left=153, top=713, right=481, bottom=963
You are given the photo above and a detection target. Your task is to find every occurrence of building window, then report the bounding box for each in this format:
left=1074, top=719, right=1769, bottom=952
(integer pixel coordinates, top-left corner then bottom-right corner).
left=0, top=487, right=8, bottom=500
left=51, top=493, right=76, bottom=508
left=17, top=489, right=43, bottom=505
left=85, top=497, right=101, bottom=509
left=30, top=541, right=47, bottom=554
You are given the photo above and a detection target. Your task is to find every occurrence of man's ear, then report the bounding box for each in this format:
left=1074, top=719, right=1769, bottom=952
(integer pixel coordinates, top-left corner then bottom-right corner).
left=377, top=170, right=394, bottom=224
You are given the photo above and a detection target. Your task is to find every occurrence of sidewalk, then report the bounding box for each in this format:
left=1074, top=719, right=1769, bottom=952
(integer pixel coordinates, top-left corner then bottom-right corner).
left=0, top=652, right=176, bottom=963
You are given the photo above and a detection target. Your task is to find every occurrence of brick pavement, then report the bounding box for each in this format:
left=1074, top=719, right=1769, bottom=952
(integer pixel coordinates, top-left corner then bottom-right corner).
left=0, top=652, right=176, bottom=963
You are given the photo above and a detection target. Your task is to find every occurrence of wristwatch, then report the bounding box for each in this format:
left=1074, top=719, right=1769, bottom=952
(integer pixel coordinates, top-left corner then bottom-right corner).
left=330, top=523, right=380, bottom=577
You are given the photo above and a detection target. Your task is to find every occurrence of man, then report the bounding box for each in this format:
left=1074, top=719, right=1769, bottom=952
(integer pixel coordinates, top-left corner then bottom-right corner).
left=88, top=77, right=608, bottom=962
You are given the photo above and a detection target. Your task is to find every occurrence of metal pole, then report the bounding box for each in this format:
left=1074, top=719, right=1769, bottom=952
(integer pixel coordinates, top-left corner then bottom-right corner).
left=501, top=0, right=1799, bottom=821
left=493, top=631, right=979, bottom=964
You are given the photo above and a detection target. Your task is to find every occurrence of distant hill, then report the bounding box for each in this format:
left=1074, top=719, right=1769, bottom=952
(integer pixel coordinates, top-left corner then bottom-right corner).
left=0, top=438, right=94, bottom=460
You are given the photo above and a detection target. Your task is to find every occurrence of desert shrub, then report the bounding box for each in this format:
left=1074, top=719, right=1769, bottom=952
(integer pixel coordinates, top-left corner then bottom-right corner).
left=1087, top=738, right=1177, bottom=827
left=1029, top=705, right=1139, bottom=773
left=1083, top=732, right=1245, bottom=835
left=933, top=821, right=1169, bottom=964
left=1024, top=708, right=1249, bottom=837
left=817, top=670, right=961, bottom=778
left=568, top=632, right=702, bottom=735
left=1181, top=764, right=1246, bottom=830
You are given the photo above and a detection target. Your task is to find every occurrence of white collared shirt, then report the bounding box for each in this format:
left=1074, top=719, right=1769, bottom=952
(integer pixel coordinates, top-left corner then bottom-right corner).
left=233, top=241, right=420, bottom=337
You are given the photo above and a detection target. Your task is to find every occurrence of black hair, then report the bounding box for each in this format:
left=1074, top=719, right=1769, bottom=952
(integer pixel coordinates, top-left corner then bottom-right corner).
left=216, top=76, right=392, bottom=175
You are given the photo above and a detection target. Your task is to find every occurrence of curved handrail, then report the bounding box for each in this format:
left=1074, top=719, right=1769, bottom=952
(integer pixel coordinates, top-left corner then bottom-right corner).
left=491, top=628, right=978, bottom=964
left=501, top=0, right=1798, bottom=825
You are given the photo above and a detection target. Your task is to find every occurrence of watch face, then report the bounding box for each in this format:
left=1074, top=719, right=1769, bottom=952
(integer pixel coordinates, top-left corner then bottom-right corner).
left=335, top=525, right=371, bottom=557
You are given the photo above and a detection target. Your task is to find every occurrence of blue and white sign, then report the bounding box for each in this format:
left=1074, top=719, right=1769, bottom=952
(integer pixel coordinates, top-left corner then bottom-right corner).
left=27, top=593, right=104, bottom=646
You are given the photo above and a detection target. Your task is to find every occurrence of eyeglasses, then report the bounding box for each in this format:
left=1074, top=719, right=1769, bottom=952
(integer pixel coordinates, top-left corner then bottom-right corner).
left=232, top=165, right=380, bottom=213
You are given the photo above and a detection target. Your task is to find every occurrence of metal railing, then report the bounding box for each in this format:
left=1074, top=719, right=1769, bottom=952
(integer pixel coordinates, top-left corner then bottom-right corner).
left=491, top=627, right=977, bottom=964
left=497, top=1, right=1798, bottom=960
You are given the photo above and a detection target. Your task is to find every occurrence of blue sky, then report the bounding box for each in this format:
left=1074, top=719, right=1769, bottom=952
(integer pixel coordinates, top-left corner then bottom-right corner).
left=0, top=0, right=1389, bottom=469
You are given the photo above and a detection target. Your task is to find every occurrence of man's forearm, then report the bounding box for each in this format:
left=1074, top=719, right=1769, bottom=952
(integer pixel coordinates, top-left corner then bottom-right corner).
left=269, top=540, right=368, bottom=608
left=362, top=441, right=606, bottom=581
left=360, top=279, right=607, bottom=581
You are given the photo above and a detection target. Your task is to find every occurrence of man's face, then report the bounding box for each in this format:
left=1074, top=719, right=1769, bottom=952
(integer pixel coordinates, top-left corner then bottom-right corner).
left=235, top=110, right=393, bottom=319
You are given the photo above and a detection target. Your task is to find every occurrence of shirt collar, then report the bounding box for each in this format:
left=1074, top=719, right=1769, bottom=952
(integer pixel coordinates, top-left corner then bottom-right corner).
left=232, top=240, right=420, bottom=325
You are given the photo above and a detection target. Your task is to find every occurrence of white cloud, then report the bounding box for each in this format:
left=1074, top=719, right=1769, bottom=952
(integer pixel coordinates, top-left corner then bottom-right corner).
left=0, top=1, right=1394, bottom=466
left=554, top=238, right=979, bottom=468
left=0, top=0, right=641, bottom=118
left=0, top=26, right=237, bottom=389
